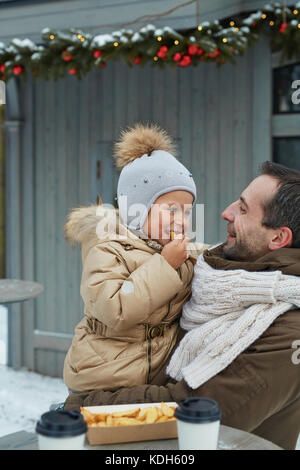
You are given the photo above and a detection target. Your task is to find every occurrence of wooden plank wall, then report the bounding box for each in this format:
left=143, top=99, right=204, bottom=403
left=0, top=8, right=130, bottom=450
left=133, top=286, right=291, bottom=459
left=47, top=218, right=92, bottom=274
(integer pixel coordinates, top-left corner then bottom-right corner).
left=18, top=39, right=271, bottom=377
left=0, top=105, right=5, bottom=278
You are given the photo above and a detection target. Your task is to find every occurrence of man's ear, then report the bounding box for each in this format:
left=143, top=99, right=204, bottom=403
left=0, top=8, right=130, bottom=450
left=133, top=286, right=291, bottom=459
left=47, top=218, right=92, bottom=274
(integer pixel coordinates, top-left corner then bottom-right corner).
left=268, top=226, right=293, bottom=251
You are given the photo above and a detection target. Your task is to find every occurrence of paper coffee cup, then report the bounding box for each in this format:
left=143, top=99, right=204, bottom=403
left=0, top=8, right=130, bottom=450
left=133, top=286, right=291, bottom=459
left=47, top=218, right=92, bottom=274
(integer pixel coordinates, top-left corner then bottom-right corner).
left=175, top=397, right=221, bottom=450
left=36, top=410, right=87, bottom=450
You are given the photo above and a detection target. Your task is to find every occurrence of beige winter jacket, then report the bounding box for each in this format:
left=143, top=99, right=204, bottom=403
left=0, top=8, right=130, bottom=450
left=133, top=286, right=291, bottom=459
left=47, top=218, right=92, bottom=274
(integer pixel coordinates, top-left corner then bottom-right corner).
left=63, top=203, right=208, bottom=392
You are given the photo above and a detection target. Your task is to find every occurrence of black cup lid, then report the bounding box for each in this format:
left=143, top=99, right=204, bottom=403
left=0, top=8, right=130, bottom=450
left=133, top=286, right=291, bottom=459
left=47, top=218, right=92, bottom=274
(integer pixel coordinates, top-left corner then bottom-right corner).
left=175, top=397, right=221, bottom=424
left=36, top=410, right=87, bottom=437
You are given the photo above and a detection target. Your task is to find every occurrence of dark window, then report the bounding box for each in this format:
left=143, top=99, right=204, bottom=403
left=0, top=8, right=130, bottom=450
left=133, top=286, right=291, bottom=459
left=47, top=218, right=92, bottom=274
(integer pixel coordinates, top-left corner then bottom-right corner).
left=273, top=137, right=300, bottom=170
left=273, top=63, right=300, bottom=114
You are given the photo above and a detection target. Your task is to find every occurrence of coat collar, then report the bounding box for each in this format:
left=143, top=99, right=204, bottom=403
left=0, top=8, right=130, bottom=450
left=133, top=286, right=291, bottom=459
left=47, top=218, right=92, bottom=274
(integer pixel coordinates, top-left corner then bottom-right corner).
left=204, top=243, right=300, bottom=276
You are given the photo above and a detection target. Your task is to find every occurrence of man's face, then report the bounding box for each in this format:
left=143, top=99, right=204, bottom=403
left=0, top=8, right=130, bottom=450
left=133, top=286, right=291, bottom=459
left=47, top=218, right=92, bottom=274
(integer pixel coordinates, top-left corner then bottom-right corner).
left=221, top=175, right=280, bottom=261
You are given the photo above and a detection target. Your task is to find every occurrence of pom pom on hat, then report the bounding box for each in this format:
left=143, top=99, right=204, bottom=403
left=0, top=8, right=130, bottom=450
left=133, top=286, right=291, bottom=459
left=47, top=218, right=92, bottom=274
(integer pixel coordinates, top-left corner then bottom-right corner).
left=114, top=123, right=176, bottom=169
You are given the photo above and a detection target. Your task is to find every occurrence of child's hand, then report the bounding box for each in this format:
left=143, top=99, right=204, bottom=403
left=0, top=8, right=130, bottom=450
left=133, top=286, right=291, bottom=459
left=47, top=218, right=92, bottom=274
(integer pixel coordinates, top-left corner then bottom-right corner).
left=161, top=236, right=190, bottom=270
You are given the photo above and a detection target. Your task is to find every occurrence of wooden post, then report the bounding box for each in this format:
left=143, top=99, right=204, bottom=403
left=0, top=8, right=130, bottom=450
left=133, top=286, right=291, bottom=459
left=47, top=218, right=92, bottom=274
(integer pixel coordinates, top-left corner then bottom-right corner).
left=4, top=78, right=23, bottom=369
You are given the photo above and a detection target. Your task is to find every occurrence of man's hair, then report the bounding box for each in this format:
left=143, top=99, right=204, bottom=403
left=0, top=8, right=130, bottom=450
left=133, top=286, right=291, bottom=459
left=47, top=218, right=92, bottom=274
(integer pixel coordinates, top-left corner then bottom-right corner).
left=260, top=161, right=300, bottom=248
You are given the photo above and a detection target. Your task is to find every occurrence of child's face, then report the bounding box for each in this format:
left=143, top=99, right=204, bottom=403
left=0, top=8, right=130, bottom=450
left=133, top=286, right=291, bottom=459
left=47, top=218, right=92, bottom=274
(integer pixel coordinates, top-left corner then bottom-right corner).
left=142, top=190, right=194, bottom=246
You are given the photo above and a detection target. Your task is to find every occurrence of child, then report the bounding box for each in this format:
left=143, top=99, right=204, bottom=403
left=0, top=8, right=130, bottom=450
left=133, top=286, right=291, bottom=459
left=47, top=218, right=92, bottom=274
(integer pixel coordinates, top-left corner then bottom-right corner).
left=63, top=123, right=208, bottom=393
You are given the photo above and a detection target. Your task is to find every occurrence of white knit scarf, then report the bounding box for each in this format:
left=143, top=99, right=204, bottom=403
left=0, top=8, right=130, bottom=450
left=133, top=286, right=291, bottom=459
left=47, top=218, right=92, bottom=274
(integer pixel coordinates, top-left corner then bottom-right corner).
left=166, top=252, right=300, bottom=389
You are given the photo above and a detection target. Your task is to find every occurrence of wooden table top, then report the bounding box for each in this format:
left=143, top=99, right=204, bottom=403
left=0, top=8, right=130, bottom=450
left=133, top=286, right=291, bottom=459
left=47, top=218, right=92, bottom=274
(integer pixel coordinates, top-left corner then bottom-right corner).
left=0, top=279, right=44, bottom=304
left=0, top=425, right=282, bottom=450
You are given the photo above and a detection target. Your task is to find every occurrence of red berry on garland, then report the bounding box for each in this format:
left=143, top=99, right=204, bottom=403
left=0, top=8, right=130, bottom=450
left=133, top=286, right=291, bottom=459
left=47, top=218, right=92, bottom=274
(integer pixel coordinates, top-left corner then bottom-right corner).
left=252, top=21, right=257, bottom=27
left=157, top=45, right=168, bottom=59
left=197, top=48, right=204, bottom=56
left=68, top=68, right=77, bottom=75
left=208, top=48, right=220, bottom=58
left=0, top=64, right=5, bottom=73
left=13, top=65, right=24, bottom=75
left=188, top=44, right=199, bottom=55
left=133, top=56, right=142, bottom=65
left=159, top=45, right=168, bottom=53
left=279, top=23, right=288, bottom=33
left=93, top=49, right=102, bottom=59
left=62, top=50, right=73, bottom=61
left=100, top=62, right=106, bottom=69
left=178, top=55, right=192, bottom=67
left=173, top=52, right=182, bottom=62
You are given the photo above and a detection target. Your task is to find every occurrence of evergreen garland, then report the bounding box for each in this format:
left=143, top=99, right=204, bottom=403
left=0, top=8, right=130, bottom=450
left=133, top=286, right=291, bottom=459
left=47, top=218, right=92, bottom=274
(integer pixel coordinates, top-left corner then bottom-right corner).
left=0, top=1, right=300, bottom=83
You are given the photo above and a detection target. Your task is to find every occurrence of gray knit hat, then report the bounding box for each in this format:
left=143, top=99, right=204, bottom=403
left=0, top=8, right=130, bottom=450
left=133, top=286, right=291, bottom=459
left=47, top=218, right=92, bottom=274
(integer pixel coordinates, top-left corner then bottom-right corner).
left=114, top=124, right=197, bottom=238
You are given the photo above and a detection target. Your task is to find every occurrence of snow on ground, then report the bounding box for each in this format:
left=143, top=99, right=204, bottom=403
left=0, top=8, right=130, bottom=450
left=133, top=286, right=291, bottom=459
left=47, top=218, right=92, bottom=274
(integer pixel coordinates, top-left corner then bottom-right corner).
left=0, top=365, right=68, bottom=437
left=0, top=304, right=68, bottom=438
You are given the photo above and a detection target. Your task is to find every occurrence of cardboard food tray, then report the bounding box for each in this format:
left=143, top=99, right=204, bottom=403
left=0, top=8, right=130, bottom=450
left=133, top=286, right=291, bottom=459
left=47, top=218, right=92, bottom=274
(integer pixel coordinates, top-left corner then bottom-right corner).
left=83, top=402, right=178, bottom=445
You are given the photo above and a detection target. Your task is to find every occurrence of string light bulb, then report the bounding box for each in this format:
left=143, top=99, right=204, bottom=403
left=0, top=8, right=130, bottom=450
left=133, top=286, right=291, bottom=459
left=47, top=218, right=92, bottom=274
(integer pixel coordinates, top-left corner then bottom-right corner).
left=198, top=25, right=203, bottom=31
left=49, top=35, right=55, bottom=40
left=235, top=27, right=239, bottom=32
left=222, top=38, right=228, bottom=43
left=154, top=56, right=158, bottom=61
left=157, top=36, right=162, bottom=41
left=270, top=20, right=274, bottom=26
left=174, top=40, right=179, bottom=45
left=261, top=13, right=267, bottom=19
left=293, top=9, right=299, bottom=15
left=114, top=42, right=119, bottom=47
left=230, top=21, right=235, bottom=26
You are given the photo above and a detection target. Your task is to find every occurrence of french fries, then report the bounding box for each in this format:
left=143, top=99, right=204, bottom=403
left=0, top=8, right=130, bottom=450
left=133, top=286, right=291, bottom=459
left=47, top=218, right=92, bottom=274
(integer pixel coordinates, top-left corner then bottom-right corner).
left=161, top=401, right=175, bottom=417
left=80, top=402, right=176, bottom=427
left=112, top=408, right=140, bottom=418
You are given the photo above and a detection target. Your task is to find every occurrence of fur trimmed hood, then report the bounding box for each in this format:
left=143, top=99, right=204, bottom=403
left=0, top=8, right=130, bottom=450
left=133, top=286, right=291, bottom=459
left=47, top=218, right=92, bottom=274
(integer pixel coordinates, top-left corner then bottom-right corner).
left=63, top=203, right=145, bottom=250
left=64, top=204, right=121, bottom=247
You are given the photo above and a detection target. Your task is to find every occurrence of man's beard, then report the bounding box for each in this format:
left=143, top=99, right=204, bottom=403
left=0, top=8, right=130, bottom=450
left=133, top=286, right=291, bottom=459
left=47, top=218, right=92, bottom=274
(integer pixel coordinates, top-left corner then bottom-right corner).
left=223, top=237, right=266, bottom=262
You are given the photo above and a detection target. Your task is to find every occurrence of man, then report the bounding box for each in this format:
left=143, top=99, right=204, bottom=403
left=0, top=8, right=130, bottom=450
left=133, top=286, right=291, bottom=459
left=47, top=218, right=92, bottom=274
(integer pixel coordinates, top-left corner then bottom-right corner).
left=64, top=161, right=300, bottom=450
